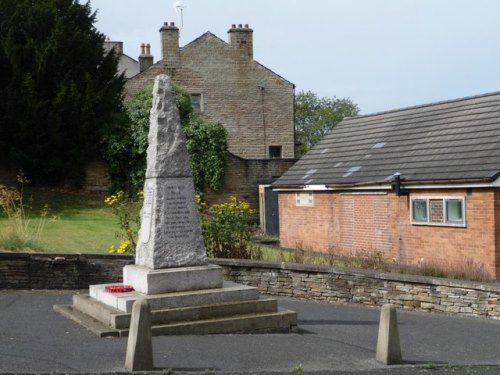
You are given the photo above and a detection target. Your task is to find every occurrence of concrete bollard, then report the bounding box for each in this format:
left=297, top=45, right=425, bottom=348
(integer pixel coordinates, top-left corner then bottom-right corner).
left=125, top=299, right=154, bottom=371
left=376, top=304, right=402, bottom=365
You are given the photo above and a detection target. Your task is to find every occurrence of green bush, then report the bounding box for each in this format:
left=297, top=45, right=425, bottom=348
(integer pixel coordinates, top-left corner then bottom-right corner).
left=104, top=85, right=227, bottom=194
left=197, top=195, right=262, bottom=260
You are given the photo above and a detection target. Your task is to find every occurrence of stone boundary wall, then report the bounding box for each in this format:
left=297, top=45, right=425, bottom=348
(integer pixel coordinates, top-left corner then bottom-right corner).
left=0, top=253, right=499, bottom=319
left=216, top=259, right=500, bottom=320
left=0, top=253, right=133, bottom=289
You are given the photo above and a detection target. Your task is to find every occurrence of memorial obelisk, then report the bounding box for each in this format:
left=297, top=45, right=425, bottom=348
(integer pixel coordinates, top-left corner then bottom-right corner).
left=122, top=74, right=222, bottom=295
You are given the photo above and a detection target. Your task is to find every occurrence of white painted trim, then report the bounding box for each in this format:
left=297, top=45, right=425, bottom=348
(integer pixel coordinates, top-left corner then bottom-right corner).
left=406, top=183, right=494, bottom=189
left=273, top=181, right=500, bottom=192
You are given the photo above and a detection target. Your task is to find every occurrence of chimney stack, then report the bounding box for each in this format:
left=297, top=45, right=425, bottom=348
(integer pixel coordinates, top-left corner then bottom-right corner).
left=139, top=43, right=154, bottom=72
left=159, top=22, right=180, bottom=72
left=228, top=23, right=253, bottom=59
left=103, top=40, right=124, bottom=55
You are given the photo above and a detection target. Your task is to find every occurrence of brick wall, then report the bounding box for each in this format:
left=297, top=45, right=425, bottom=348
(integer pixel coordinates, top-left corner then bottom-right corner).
left=1, top=253, right=498, bottom=319
left=495, top=189, right=500, bottom=276
left=279, top=188, right=500, bottom=279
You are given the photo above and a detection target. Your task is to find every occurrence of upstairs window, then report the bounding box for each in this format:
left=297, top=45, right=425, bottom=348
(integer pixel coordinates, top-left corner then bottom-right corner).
left=191, top=94, right=202, bottom=112
left=269, top=145, right=282, bottom=159
left=411, top=196, right=465, bottom=227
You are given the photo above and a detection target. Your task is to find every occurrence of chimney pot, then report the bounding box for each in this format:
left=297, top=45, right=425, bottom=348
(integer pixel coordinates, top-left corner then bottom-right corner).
left=232, top=24, right=236, bottom=28
left=145, top=43, right=151, bottom=55
left=238, top=24, right=243, bottom=28
left=170, top=22, right=175, bottom=26
left=139, top=42, right=153, bottom=72
left=244, top=24, right=249, bottom=28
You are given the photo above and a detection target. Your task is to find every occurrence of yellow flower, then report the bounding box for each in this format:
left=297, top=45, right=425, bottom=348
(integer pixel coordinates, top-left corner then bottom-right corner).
left=108, top=245, right=116, bottom=254
left=117, top=240, right=131, bottom=254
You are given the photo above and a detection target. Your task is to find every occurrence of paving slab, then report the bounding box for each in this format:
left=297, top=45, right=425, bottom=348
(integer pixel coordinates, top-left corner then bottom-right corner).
left=0, top=289, right=499, bottom=374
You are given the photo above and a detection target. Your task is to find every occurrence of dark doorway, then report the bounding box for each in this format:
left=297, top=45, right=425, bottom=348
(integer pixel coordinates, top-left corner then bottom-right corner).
left=264, top=186, right=280, bottom=236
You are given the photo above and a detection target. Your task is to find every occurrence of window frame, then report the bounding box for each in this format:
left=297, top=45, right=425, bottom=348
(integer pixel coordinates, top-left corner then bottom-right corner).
left=269, top=145, right=282, bottom=159
left=410, top=196, right=466, bottom=227
left=190, top=93, right=203, bottom=113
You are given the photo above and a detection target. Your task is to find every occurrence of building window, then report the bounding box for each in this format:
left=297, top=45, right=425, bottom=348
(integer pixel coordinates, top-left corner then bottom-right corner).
left=191, top=94, right=202, bottom=112
left=412, top=199, right=427, bottom=223
left=269, top=145, right=282, bottom=159
left=446, top=199, right=464, bottom=224
left=296, top=192, right=313, bottom=207
left=410, top=196, right=465, bottom=227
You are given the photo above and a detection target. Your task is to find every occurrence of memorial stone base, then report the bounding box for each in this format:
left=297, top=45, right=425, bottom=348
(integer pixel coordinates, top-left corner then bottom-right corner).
left=54, top=264, right=298, bottom=337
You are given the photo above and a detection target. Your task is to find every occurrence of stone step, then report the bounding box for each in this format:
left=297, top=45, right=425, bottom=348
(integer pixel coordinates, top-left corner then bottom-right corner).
left=146, top=310, right=298, bottom=336
left=53, top=304, right=120, bottom=338
left=90, top=282, right=260, bottom=312
left=54, top=304, right=297, bottom=337
left=73, top=293, right=279, bottom=329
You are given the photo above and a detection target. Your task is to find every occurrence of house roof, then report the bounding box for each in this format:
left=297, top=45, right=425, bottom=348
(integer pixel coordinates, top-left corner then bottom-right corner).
left=274, top=92, right=500, bottom=188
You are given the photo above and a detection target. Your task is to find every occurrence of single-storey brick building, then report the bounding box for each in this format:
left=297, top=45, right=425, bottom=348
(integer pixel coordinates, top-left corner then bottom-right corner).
left=273, top=92, right=500, bottom=280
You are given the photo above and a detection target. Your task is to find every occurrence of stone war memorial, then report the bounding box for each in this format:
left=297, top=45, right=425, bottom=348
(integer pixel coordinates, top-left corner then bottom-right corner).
left=55, top=75, right=297, bottom=336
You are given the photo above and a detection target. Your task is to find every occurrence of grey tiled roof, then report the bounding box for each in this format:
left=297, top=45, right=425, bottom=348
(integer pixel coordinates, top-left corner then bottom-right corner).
left=274, top=92, right=500, bottom=188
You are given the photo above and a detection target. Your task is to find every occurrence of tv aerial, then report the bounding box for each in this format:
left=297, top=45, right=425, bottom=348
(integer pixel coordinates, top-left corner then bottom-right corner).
left=174, top=1, right=186, bottom=30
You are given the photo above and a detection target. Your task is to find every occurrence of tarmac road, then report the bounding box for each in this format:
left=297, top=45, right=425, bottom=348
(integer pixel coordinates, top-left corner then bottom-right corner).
left=0, top=289, right=499, bottom=374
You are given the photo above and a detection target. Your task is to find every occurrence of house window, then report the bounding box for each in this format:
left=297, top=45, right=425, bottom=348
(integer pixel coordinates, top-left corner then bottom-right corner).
left=296, top=192, right=313, bottom=207
left=411, top=199, right=427, bottom=223
left=410, top=196, right=465, bottom=227
left=446, top=199, right=464, bottom=224
left=191, top=94, right=202, bottom=112
left=269, top=145, right=282, bottom=159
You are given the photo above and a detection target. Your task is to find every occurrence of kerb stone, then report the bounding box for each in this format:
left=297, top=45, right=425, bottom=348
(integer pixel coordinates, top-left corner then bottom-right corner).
left=376, top=304, right=402, bottom=365
left=125, top=299, right=153, bottom=371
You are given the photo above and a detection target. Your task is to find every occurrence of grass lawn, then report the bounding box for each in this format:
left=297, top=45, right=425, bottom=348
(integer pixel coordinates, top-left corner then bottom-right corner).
left=0, top=187, right=121, bottom=253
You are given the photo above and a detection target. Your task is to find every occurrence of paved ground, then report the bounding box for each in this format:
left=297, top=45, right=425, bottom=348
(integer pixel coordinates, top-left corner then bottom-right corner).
left=0, top=289, right=499, bottom=374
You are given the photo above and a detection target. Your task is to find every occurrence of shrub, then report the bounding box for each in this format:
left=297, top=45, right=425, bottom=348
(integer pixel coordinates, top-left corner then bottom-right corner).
left=197, top=195, right=262, bottom=260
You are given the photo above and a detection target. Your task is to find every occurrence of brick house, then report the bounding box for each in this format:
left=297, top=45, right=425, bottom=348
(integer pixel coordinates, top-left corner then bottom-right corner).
left=273, top=92, right=500, bottom=280
left=123, top=23, right=297, bottom=211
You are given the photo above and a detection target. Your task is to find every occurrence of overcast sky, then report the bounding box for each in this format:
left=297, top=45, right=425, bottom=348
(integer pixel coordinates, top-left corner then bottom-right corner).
left=89, top=0, right=500, bottom=115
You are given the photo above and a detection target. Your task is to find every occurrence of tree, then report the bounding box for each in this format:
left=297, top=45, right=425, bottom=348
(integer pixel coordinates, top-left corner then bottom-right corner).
left=105, top=85, right=228, bottom=193
left=0, top=0, right=125, bottom=185
left=295, top=90, right=359, bottom=154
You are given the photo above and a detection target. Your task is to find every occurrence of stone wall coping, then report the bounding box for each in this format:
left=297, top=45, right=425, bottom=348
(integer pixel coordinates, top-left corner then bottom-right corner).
left=0, top=252, right=134, bottom=261
left=210, top=258, right=500, bottom=293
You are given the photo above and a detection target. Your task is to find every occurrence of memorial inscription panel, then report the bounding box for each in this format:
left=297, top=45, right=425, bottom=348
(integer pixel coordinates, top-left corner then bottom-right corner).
left=162, top=179, right=196, bottom=244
